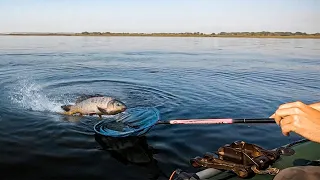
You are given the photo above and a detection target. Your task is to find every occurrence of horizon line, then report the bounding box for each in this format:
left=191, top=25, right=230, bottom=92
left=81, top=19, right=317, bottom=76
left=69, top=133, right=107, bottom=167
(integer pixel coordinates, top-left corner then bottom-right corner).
left=1, top=31, right=320, bottom=34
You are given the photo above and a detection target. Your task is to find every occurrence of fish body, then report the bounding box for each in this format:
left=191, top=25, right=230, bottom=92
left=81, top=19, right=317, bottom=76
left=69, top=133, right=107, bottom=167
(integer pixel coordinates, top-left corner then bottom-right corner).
left=61, top=95, right=127, bottom=117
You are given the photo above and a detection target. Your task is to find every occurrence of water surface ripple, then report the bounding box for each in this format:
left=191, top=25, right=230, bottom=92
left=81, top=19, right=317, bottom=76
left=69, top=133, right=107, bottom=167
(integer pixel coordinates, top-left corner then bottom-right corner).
left=0, top=36, right=319, bottom=180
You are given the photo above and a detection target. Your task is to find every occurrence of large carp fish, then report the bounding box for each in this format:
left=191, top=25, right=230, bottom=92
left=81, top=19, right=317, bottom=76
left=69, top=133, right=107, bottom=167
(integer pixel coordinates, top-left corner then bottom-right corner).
left=60, top=94, right=127, bottom=118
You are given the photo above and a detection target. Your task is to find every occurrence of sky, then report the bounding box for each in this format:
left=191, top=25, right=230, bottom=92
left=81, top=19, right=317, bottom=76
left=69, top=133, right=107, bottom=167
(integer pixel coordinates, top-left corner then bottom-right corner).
left=0, top=0, right=319, bottom=33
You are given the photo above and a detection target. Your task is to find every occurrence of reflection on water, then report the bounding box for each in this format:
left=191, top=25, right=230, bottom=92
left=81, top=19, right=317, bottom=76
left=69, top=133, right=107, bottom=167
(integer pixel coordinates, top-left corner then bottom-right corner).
left=95, top=134, right=162, bottom=179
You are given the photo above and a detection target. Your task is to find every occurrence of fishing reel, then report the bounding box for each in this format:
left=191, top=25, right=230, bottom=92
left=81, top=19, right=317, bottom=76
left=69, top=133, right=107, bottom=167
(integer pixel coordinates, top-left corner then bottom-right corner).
left=188, top=141, right=295, bottom=178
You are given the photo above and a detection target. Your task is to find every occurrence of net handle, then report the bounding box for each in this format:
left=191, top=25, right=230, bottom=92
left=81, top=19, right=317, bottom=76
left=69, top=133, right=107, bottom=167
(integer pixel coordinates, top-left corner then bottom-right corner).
left=157, top=118, right=275, bottom=125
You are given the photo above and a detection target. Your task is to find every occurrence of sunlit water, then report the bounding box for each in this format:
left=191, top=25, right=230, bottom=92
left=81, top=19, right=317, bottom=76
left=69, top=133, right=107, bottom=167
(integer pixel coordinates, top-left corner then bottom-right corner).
left=0, top=36, right=319, bottom=180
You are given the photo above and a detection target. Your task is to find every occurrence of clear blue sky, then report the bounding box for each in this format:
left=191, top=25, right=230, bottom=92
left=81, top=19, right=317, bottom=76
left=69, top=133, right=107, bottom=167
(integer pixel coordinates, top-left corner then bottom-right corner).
left=1, top=0, right=319, bottom=33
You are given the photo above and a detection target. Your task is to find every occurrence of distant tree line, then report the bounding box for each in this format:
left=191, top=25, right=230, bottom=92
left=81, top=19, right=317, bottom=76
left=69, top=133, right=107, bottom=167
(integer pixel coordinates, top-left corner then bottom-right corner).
left=216, top=31, right=319, bottom=36
left=76, top=31, right=320, bottom=37
left=5, top=31, right=320, bottom=38
left=77, top=31, right=210, bottom=36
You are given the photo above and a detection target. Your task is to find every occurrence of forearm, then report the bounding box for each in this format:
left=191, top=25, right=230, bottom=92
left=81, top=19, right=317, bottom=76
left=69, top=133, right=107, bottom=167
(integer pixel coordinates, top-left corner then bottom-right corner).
left=309, top=102, right=320, bottom=111
left=298, top=124, right=320, bottom=143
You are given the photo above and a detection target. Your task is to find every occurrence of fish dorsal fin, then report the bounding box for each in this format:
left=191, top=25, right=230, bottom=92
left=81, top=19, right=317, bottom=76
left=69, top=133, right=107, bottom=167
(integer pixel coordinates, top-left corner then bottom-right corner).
left=75, top=94, right=104, bottom=104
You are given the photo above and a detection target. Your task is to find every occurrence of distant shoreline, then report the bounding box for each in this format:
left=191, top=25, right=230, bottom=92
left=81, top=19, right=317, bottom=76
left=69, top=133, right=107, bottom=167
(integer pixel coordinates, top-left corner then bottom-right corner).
left=1, top=32, right=320, bottom=39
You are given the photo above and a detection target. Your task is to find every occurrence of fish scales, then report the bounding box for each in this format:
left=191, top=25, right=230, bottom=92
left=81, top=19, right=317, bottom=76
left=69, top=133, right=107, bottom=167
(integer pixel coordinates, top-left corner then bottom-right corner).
left=61, top=96, right=127, bottom=117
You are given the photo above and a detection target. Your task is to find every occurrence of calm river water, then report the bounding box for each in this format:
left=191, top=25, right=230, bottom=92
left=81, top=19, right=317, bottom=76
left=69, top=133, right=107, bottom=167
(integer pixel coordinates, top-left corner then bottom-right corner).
left=0, top=36, right=319, bottom=180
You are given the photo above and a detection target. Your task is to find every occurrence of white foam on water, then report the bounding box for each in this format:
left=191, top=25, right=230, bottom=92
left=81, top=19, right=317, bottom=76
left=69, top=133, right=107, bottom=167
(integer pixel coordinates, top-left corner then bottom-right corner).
left=9, top=79, right=66, bottom=113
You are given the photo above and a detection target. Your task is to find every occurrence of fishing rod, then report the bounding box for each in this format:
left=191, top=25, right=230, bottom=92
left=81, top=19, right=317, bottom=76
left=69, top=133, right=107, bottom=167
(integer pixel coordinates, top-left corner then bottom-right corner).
left=122, top=118, right=276, bottom=131
left=156, top=118, right=275, bottom=125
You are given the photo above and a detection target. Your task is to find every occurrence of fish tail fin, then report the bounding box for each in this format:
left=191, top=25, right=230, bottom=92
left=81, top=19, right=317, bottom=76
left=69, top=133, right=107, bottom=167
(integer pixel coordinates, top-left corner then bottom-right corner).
left=61, top=105, right=72, bottom=112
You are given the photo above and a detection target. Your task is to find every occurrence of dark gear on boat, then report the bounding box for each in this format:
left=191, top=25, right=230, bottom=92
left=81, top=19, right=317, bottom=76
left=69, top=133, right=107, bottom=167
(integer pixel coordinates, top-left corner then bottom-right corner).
left=175, top=141, right=295, bottom=179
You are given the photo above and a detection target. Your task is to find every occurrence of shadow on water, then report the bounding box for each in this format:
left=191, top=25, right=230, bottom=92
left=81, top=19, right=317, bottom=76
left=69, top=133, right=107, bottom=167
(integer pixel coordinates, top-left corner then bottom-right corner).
left=94, top=134, right=167, bottom=180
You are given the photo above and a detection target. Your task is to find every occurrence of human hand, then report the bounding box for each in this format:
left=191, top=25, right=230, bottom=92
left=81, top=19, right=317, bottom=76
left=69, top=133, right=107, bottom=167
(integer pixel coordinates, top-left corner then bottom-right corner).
left=270, top=101, right=320, bottom=143
left=310, top=102, right=320, bottom=111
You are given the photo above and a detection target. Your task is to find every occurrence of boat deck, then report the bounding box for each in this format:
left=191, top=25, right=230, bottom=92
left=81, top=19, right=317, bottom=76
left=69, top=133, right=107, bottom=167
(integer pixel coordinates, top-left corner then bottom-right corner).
left=198, top=140, right=320, bottom=180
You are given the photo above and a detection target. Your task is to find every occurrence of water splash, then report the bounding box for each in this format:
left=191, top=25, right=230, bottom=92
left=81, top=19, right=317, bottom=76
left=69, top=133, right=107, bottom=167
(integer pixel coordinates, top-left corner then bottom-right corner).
left=9, top=79, right=66, bottom=113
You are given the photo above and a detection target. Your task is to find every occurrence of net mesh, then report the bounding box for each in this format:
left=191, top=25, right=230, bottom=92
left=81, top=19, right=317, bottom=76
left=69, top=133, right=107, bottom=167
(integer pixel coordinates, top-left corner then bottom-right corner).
left=94, top=107, right=160, bottom=137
